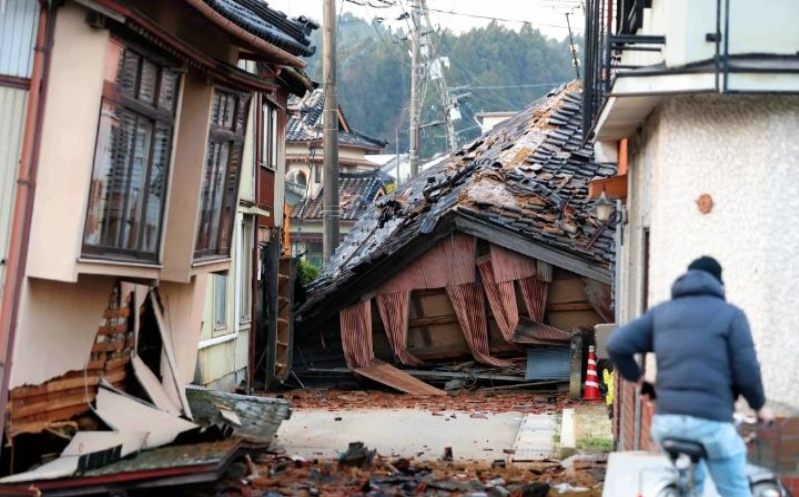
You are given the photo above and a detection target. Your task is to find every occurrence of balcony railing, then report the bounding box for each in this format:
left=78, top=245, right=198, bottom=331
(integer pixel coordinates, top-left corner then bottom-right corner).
left=582, top=0, right=795, bottom=137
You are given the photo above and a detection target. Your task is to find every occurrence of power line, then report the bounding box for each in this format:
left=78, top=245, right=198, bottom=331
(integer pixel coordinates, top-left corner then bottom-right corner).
left=408, top=4, right=575, bottom=29
left=468, top=82, right=567, bottom=90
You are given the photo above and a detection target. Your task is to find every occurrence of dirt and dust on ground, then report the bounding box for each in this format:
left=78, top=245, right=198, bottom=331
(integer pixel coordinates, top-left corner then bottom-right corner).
left=188, top=389, right=612, bottom=497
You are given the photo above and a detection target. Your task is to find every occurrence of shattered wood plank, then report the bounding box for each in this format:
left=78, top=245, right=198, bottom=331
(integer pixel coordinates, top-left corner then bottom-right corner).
left=103, top=355, right=130, bottom=371
left=103, top=307, right=131, bottom=319
left=353, top=360, right=446, bottom=396
left=102, top=369, right=127, bottom=385
left=92, top=341, right=132, bottom=353
left=96, top=324, right=129, bottom=336
left=10, top=373, right=101, bottom=399
left=8, top=403, right=90, bottom=429
left=10, top=388, right=95, bottom=420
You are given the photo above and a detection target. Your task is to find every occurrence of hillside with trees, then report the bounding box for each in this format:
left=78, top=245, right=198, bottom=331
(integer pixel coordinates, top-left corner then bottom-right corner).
left=303, top=13, right=580, bottom=159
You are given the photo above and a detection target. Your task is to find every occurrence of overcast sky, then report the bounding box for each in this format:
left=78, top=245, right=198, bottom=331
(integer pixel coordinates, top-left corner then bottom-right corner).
left=268, top=0, right=585, bottom=40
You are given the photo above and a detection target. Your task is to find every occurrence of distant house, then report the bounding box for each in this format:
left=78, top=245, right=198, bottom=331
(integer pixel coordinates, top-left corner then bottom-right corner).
left=366, top=153, right=410, bottom=186
left=290, top=170, right=389, bottom=267
left=0, top=0, right=315, bottom=478
left=474, top=111, right=517, bottom=133
left=583, top=0, right=799, bottom=456
left=293, top=83, right=617, bottom=395
left=284, top=88, right=387, bottom=265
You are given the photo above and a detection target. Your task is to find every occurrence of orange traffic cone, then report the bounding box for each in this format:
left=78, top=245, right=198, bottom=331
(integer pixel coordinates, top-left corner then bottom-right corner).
left=582, top=345, right=602, bottom=401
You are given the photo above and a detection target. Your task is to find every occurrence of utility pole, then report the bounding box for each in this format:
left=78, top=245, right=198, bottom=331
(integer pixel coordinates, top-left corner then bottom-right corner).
left=421, top=5, right=458, bottom=153
left=565, top=12, right=581, bottom=80
left=322, top=0, right=339, bottom=263
left=408, top=1, right=421, bottom=177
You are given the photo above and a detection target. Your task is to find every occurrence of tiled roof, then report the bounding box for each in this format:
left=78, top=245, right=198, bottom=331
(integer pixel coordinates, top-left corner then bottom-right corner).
left=297, top=82, right=617, bottom=326
left=203, top=0, right=317, bottom=57
left=287, top=90, right=387, bottom=149
left=291, top=170, right=390, bottom=222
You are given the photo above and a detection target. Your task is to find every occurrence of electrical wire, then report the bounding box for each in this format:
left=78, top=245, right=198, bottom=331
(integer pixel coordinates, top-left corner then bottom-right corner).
left=407, top=4, right=575, bottom=30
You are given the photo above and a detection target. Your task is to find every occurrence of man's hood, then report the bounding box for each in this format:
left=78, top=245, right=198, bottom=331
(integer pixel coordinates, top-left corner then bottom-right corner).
left=671, top=269, right=726, bottom=300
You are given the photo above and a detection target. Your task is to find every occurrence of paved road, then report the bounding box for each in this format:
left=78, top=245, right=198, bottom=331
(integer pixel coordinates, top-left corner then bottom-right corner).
left=274, top=408, right=544, bottom=461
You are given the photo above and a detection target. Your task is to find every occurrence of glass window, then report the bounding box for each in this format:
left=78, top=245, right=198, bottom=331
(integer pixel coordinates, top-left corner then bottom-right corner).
left=195, top=88, right=250, bottom=259
left=83, top=39, right=179, bottom=261
left=261, top=103, right=278, bottom=170
left=239, top=219, right=253, bottom=323
left=214, top=274, right=228, bottom=328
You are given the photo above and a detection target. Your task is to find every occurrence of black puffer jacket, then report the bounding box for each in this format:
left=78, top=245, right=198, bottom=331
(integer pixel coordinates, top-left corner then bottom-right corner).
left=607, top=270, right=766, bottom=422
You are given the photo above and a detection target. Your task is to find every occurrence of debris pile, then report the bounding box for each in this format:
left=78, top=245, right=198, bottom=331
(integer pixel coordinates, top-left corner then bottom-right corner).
left=277, top=388, right=567, bottom=416
left=206, top=447, right=606, bottom=497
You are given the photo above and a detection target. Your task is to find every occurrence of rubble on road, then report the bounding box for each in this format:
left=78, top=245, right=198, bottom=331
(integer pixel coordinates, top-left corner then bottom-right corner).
left=274, top=388, right=568, bottom=416
left=197, top=447, right=605, bottom=497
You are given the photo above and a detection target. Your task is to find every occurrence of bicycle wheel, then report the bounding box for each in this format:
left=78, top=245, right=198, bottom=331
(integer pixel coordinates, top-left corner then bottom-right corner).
left=656, top=484, right=682, bottom=497
left=752, top=481, right=789, bottom=497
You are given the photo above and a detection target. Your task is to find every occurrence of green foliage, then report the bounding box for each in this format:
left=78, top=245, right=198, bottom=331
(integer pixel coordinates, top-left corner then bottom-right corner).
left=305, top=14, right=582, bottom=160
left=298, top=259, right=321, bottom=286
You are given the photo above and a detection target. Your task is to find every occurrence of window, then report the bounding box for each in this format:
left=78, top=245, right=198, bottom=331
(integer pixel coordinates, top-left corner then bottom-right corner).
left=83, top=39, right=179, bottom=261
left=261, top=103, right=279, bottom=170
left=239, top=218, right=253, bottom=323
left=214, top=274, right=228, bottom=328
left=195, top=88, right=250, bottom=258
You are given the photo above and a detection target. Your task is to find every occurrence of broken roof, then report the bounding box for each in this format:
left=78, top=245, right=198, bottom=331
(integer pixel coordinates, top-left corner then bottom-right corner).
left=297, top=82, right=617, bottom=327
left=203, top=0, right=317, bottom=57
left=287, top=89, right=388, bottom=150
left=292, top=170, right=390, bottom=223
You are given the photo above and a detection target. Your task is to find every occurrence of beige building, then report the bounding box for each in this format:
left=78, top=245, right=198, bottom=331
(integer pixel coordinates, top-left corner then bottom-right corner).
left=583, top=0, right=799, bottom=452
left=0, top=0, right=315, bottom=467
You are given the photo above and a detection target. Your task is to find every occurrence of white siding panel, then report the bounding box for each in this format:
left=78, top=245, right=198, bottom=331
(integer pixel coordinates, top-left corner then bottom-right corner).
left=0, top=86, right=28, bottom=293
left=0, top=0, right=39, bottom=78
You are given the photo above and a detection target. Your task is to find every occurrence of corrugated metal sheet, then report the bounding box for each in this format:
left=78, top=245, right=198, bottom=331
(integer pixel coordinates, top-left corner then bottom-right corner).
left=0, top=86, right=27, bottom=289
left=0, top=0, right=39, bottom=78
left=525, top=346, right=571, bottom=380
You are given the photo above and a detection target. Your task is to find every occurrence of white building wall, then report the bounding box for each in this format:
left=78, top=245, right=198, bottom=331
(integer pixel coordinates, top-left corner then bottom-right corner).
left=634, top=94, right=799, bottom=413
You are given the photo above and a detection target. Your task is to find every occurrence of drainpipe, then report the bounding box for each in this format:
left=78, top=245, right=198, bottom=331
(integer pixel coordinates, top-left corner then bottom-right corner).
left=0, top=0, right=55, bottom=443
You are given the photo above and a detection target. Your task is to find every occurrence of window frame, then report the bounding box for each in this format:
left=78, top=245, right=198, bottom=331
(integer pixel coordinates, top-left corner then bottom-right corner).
left=213, top=273, right=229, bottom=331
left=238, top=218, right=254, bottom=324
left=260, top=101, right=279, bottom=170
left=81, top=37, right=180, bottom=262
left=194, top=87, right=251, bottom=260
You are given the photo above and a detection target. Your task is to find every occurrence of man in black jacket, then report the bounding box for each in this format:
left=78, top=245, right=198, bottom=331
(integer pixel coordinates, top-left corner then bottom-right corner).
left=607, top=256, right=772, bottom=497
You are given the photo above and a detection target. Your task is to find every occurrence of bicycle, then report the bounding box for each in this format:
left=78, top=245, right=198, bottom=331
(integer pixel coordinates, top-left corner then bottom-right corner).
left=640, top=416, right=792, bottom=497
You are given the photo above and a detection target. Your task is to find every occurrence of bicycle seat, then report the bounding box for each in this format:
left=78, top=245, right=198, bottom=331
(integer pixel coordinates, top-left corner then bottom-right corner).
left=661, top=438, right=707, bottom=463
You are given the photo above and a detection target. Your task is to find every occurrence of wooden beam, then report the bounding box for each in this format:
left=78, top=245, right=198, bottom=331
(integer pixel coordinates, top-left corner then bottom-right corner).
left=547, top=302, right=594, bottom=312
left=408, top=315, right=458, bottom=327
left=454, top=216, right=612, bottom=284
left=588, top=174, right=627, bottom=200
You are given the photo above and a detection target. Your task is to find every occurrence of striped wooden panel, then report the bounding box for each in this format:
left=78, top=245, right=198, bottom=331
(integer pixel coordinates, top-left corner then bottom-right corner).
left=445, top=283, right=513, bottom=367
left=339, top=300, right=374, bottom=369
left=490, top=244, right=537, bottom=283
left=377, top=234, right=476, bottom=294
left=375, top=291, right=425, bottom=366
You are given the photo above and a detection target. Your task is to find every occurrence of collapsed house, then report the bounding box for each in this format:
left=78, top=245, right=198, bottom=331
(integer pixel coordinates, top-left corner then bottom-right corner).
left=0, top=0, right=315, bottom=491
left=293, top=83, right=617, bottom=396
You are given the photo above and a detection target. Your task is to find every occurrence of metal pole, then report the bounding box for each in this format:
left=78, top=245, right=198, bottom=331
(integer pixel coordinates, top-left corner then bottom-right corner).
left=566, top=12, right=581, bottom=80
left=322, top=0, right=339, bottom=263
left=420, top=1, right=457, bottom=153
left=409, top=2, right=420, bottom=177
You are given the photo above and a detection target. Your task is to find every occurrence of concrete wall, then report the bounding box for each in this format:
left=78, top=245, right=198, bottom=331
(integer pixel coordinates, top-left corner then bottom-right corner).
left=26, top=2, right=107, bottom=282
left=10, top=275, right=115, bottom=387
left=646, top=0, right=799, bottom=67
left=627, top=94, right=799, bottom=414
